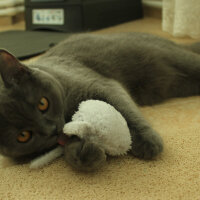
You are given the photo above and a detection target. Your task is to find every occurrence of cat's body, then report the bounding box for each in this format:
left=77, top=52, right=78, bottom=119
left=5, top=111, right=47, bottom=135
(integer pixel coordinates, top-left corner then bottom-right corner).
left=37, top=33, right=200, bottom=106
left=0, top=33, right=200, bottom=171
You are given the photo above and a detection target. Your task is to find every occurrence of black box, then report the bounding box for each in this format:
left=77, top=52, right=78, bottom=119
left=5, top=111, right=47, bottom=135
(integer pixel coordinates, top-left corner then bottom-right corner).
left=25, top=0, right=143, bottom=32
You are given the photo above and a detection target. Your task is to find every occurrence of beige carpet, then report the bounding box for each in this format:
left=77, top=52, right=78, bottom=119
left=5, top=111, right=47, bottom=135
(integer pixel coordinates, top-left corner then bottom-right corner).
left=0, top=18, right=200, bottom=200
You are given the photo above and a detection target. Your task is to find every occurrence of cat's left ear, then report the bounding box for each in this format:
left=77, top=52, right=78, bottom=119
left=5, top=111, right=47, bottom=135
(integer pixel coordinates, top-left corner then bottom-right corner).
left=0, top=49, right=31, bottom=88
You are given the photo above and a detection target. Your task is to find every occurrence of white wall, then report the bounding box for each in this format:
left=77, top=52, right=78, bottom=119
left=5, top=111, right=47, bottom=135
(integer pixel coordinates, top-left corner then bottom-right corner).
left=0, top=0, right=24, bottom=16
left=142, top=0, right=162, bottom=8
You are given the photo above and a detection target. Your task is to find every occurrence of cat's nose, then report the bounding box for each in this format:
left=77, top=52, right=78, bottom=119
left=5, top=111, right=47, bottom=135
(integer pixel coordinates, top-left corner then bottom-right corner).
left=49, top=127, right=57, bottom=136
left=52, top=125, right=58, bottom=135
left=41, top=123, right=57, bottom=136
left=49, top=124, right=58, bottom=135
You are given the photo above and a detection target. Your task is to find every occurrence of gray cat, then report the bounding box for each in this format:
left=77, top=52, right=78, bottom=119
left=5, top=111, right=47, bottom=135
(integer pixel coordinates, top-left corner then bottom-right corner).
left=0, top=33, right=199, bottom=171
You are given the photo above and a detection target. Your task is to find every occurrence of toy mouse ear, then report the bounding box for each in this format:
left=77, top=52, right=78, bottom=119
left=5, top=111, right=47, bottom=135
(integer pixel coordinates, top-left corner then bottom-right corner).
left=0, top=49, right=31, bottom=88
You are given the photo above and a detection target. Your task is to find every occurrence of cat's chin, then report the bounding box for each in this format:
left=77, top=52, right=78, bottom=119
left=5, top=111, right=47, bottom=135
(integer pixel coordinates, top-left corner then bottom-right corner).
left=12, top=144, right=60, bottom=164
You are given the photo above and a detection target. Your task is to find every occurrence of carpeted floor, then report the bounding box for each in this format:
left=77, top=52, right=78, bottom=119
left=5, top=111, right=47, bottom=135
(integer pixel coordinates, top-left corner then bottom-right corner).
left=0, top=18, right=199, bottom=200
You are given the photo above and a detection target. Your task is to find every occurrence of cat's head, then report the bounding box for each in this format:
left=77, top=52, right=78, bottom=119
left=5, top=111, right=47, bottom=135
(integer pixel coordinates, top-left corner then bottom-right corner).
left=0, top=50, right=65, bottom=159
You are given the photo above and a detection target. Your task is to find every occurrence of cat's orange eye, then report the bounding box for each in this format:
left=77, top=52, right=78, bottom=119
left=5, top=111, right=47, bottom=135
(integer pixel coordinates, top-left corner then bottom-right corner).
left=17, top=131, right=32, bottom=143
left=38, top=97, right=49, bottom=112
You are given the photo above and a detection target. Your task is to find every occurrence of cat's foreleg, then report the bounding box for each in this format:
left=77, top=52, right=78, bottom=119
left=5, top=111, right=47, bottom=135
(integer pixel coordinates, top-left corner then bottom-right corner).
left=63, top=135, right=106, bottom=172
left=94, top=79, right=163, bottom=159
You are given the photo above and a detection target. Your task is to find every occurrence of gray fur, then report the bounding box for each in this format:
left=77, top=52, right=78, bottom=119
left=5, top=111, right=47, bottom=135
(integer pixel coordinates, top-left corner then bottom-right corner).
left=0, top=33, right=199, bottom=171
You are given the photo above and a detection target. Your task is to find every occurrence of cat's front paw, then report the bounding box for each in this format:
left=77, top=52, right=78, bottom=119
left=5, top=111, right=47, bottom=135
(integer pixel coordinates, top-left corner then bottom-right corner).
left=64, top=137, right=106, bottom=172
left=131, top=129, right=163, bottom=160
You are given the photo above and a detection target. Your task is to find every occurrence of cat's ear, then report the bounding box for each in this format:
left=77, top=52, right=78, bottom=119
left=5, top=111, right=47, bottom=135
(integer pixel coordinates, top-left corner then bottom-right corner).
left=0, top=49, right=31, bottom=88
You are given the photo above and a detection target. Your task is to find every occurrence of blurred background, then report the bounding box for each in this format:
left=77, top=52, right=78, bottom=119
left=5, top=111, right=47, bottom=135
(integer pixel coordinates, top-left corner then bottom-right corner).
left=0, top=0, right=199, bottom=38
left=0, top=0, right=199, bottom=60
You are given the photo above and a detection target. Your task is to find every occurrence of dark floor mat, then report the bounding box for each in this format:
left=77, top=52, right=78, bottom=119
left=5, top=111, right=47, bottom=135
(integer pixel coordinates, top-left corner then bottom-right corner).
left=0, top=30, right=71, bottom=60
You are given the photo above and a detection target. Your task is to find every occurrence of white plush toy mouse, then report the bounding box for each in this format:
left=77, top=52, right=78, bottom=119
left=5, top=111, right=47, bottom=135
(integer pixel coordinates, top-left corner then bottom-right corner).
left=30, top=100, right=131, bottom=169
